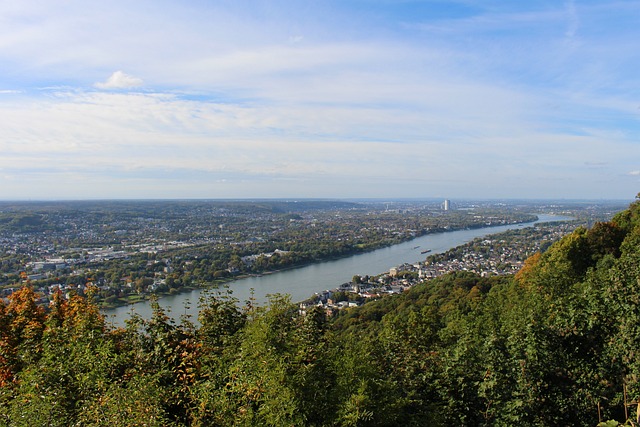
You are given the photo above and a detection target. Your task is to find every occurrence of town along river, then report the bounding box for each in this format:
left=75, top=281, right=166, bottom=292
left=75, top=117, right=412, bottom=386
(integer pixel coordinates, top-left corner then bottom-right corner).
left=103, top=214, right=571, bottom=327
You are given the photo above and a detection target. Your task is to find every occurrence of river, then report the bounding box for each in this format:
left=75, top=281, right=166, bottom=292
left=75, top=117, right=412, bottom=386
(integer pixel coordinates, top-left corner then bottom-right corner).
left=103, top=214, right=571, bottom=327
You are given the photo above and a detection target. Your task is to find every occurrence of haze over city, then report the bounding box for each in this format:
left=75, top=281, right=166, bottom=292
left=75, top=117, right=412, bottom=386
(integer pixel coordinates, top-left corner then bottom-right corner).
left=0, top=0, right=639, bottom=200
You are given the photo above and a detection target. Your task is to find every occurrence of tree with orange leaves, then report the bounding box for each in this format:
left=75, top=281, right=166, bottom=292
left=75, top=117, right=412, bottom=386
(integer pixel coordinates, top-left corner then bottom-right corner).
left=0, top=286, right=45, bottom=387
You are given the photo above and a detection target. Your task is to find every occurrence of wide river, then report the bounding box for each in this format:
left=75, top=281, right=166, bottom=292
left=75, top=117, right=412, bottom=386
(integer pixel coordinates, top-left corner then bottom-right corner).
left=103, top=214, right=571, bottom=327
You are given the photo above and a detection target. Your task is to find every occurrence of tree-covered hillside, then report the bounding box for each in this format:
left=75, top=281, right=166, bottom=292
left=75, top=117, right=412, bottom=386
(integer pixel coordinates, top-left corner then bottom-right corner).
left=1, top=196, right=640, bottom=426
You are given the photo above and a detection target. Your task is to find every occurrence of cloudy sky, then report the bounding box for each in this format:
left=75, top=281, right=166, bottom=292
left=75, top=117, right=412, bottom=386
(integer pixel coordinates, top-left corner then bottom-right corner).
left=0, top=0, right=639, bottom=200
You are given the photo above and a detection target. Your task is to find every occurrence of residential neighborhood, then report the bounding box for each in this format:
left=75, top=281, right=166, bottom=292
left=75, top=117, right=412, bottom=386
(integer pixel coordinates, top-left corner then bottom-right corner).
left=303, top=220, right=579, bottom=314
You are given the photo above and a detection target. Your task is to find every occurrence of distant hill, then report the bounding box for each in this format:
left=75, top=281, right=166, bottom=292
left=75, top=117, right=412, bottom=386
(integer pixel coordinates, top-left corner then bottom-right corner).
left=0, top=212, right=47, bottom=232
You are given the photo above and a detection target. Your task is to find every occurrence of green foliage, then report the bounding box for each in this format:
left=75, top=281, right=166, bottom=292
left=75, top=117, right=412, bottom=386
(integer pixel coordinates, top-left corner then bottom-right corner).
left=0, top=213, right=47, bottom=233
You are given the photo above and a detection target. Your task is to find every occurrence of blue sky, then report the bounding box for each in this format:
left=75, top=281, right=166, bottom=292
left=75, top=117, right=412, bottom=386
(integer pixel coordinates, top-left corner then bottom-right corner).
left=0, top=0, right=639, bottom=200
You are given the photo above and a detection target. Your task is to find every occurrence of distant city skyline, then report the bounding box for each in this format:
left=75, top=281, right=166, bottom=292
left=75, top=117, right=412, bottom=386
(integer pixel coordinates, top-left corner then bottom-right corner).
left=0, top=1, right=639, bottom=200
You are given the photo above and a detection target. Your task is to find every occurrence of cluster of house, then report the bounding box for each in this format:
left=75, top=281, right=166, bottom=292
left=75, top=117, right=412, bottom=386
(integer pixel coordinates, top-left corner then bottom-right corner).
left=420, top=249, right=524, bottom=278
left=240, top=249, right=290, bottom=266
left=299, top=269, right=416, bottom=315
left=23, top=248, right=130, bottom=280
left=300, top=224, right=576, bottom=315
left=25, top=259, right=70, bottom=281
left=0, top=282, right=90, bottom=306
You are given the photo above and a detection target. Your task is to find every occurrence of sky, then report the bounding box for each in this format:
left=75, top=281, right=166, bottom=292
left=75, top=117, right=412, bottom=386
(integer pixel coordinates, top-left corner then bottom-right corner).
left=0, top=0, right=639, bottom=200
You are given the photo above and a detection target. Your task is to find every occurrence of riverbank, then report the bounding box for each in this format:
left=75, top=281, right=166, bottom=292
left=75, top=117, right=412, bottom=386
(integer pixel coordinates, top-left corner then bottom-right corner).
left=98, top=216, right=539, bottom=311
left=304, top=218, right=579, bottom=315
left=103, top=215, right=573, bottom=326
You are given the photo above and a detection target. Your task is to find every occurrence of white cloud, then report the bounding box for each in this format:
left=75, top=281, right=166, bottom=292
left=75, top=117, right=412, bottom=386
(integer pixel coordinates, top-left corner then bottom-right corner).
left=564, top=0, right=579, bottom=39
left=629, top=171, right=640, bottom=176
left=94, top=71, right=143, bottom=89
left=0, top=88, right=634, bottom=195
